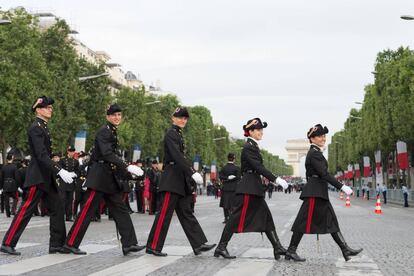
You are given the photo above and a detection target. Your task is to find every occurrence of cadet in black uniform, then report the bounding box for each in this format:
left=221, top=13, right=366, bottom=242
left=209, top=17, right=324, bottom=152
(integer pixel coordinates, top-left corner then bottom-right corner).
left=63, top=104, right=145, bottom=256
left=1, top=96, right=77, bottom=255
left=73, top=152, right=89, bottom=218
left=147, top=160, right=160, bottom=215
left=15, top=158, right=29, bottom=200
left=218, top=153, right=241, bottom=223
left=134, top=159, right=145, bottom=213
left=59, top=146, right=80, bottom=221
left=146, top=107, right=216, bottom=257
left=214, top=118, right=288, bottom=260
left=285, top=124, right=362, bottom=262
left=0, top=154, right=18, bottom=217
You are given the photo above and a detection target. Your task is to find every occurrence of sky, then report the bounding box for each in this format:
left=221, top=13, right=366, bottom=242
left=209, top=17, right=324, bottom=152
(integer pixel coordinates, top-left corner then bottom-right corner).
left=2, top=0, right=414, bottom=160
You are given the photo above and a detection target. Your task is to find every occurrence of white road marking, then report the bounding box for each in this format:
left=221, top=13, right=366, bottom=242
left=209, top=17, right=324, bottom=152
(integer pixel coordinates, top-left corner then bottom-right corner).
left=0, top=244, right=116, bottom=275
left=214, top=258, right=274, bottom=276
left=335, top=254, right=383, bottom=275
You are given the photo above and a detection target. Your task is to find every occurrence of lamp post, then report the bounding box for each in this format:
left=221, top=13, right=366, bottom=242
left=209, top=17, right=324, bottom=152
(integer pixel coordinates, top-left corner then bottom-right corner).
left=144, top=100, right=161, bottom=106
left=0, top=19, right=11, bottom=25
left=78, top=72, right=109, bottom=82
left=401, top=15, right=414, bottom=20
left=350, top=115, right=362, bottom=120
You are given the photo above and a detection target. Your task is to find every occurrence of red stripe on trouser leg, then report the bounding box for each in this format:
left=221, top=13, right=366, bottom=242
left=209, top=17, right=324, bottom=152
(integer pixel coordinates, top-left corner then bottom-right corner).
left=306, top=197, right=315, bottom=234
left=238, top=194, right=250, bottom=233
left=151, top=192, right=171, bottom=250
left=5, top=186, right=37, bottom=246
left=68, top=190, right=96, bottom=246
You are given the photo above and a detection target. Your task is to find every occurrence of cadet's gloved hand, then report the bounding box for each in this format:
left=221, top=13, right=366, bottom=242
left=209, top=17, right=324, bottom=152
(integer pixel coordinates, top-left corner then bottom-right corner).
left=127, top=165, right=144, bottom=176
left=58, top=169, right=77, bottom=184
left=192, top=172, right=203, bottom=185
left=276, top=177, right=288, bottom=190
left=18, top=188, right=23, bottom=194
left=82, top=184, right=88, bottom=191
left=0, top=189, right=2, bottom=195
left=228, top=175, right=236, bottom=180
left=341, top=185, right=353, bottom=195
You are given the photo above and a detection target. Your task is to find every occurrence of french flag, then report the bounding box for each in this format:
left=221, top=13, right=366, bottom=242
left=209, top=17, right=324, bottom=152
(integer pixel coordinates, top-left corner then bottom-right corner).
left=374, top=150, right=382, bottom=174
left=397, top=141, right=409, bottom=170
left=354, top=163, right=360, bottom=178
left=363, top=156, right=370, bottom=177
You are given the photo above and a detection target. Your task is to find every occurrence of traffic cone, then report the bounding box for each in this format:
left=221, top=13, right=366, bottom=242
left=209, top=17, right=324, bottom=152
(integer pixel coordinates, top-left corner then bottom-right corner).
left=339, top=192, right=344, bottom=200
left=345, top=195, right=351, bottom=207
left=374, top=195, right=382, bottom=214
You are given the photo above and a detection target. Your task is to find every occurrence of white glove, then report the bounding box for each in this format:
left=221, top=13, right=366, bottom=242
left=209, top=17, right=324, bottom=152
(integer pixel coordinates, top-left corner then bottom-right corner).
left=228, top=175, right=236, bottom=180
left=341, top=185, right=353, bottom=195
left=18, top=188, right=23, bottom=194
left=58, top=169, right=76, bottom=184
left=127, top=165, right=144, bottom=176
left=0, top=189, right=2, bottom=195
left=275, top=177, right=288, bottom=190
left=192, top=172, right=203, bottom=185
left=82, top=184, right=88, bottom=191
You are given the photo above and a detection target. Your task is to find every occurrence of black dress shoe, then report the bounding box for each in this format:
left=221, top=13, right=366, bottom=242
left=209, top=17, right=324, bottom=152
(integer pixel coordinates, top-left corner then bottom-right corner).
left=49, top=246, right=70, bottom=254
left=122, top=244, right=146, bottom=256
left=194, top=243, right=217, bottom=255
left=0, top=245, right=21, bottom=255
left=63, top=245, right=87, bottom=255
left=146, top=247, right=167, bottom=257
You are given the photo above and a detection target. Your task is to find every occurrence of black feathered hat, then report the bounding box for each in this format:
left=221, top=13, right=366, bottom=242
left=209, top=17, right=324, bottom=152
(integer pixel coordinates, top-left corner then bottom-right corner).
left=307, top=124, right=329, bottom=139
left=107, top=103, right=122, bottom=115
left=242, top=118, right=267, bottom=137
left=172, top=107, right=190, bottom=118
left=32, top=96, right=54, bottom=112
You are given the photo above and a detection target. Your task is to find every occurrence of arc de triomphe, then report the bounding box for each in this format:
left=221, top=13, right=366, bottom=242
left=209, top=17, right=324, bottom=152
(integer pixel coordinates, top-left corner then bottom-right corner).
left=285, top=139, right=309, bottom=177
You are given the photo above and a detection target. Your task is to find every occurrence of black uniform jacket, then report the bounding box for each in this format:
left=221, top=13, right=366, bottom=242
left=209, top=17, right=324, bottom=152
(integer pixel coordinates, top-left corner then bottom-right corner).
left=219, top=163, right=241, bottom=192
left=300, top=145, right=343, bottom=201
left=147, top=168, right=159, bottom=193
left=158, top=125, right=195, bottom=196
left=1, top=163, right=18, bottom=192
left=15, top=167, right=27, bottom=190
left=86, top=122, right=128, bottom=194
left=236, top=138, right=276, bottom=197
left=24, top=117, right=61, bottom=191
left=59, top=157, right=80, bottom=191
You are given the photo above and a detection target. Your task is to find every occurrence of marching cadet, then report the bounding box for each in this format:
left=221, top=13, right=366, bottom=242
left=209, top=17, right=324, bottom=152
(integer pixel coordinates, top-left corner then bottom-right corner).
left=285, top=124, right=362, bottom=262
left=73, top=152, right=89, bottom=218
left=218, top=153, right=241, bottom=223
left=147, top=160, right=160, bottom=215
left=63, top=104, right=145, bottom=256
left=214, top=118, right=289, bottom=260
left=146, top=107, right=216, bottom=257
left=0, top=154, right=18, bottom=217
left=59, top=146, right=80, bottom=222
left=134, top=159, right=145, bottom=213
left=1, top=96, right=77, bottom=255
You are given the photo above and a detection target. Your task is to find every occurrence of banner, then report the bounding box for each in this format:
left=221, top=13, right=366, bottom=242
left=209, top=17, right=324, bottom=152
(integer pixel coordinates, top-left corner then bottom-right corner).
left=210, top=161, right=217, bottom=180
left=347, top=164, right=353, bottom=179
left=74, top=131, right=87, bottom=152
left=397, top=141, right=409, bottom=170
left=363, top=156, right=370, bottom=177
left=354, top=163, right=360, bottom=178
left=132, top=144, right=141, bottom=162
left=374, top=150, right=383, bottom=185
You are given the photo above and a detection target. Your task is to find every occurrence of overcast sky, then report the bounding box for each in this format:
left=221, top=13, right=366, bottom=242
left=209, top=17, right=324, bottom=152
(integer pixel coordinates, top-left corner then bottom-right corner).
left=3, top=0, right=414, bottom=159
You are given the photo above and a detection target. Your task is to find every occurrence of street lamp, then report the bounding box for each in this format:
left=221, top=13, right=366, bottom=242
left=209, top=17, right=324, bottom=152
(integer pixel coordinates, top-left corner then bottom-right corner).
left=145, top=100, right=161, bottom=105
left=401, top=15, right=414, bottom=20
left=213, top=137, right=226, bottom=141
left=0, top=19, right=11, bottom=25
left=355, top=102, right=363, bottom=105
left=350, top=115, right=362, bottom=120
left=78, top=72, right=109, bottom=82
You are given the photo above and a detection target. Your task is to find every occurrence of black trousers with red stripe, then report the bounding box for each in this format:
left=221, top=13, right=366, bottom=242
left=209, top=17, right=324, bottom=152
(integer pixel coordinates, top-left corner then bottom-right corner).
left=2, top=186, right=66, bottom=248
left=65, top=189, right=138, bottom=249
left=146, top=192, right=208, bottom=251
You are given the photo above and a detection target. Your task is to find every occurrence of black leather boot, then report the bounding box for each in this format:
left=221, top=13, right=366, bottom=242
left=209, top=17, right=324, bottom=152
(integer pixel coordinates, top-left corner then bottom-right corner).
left=285, top=232, right=306, bottom=262
left=331, top=232, right=363, bottom=261
left=214, top=228, right=235, bottom=259
left=265, top=230, right=287, bottom=260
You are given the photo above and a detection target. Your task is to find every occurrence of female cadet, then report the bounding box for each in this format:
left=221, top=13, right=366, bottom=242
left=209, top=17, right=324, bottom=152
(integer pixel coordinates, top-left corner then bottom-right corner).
left=214, top=118, right=289, bottom=260
left=285, top=124, right=362, bottom=262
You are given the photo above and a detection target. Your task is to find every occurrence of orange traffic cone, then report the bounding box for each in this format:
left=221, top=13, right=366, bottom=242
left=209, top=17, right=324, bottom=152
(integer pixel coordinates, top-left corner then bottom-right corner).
left=345, top=195, right=351, bottom=207
left=339, top=192, right=344, bottom=200
left=374, top=195, right=382, bottom=214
